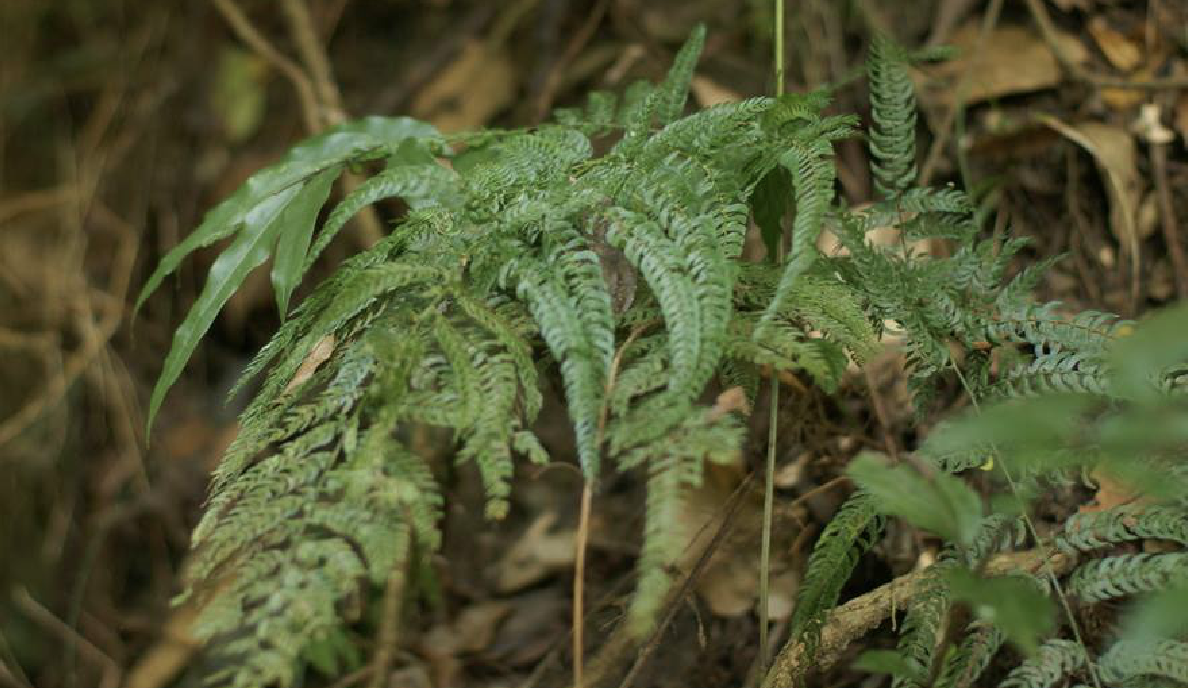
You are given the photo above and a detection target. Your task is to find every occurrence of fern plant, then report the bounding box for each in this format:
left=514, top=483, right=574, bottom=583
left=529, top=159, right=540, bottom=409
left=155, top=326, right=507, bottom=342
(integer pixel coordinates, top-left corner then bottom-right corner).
left=761, top=34, right=1188, bottom=688
left=138, top=25, right=1174, bottom=687
left=838, top=304, right=1188, bottom=688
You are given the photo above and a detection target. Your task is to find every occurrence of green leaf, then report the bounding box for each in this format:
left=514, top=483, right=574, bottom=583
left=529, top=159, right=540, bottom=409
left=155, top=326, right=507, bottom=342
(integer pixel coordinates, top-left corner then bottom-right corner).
left=1120, top=584, right=1188, bottom=643
left=944, top=568, right=1054, bottom=656
left=282, top=115, right=440, bottom=164
left=136, top=116, right=440, bottom=316
left=854, top=650, right=924, bottom=682
left=1109, top=302, right=1188, bottom=402
left=135, top=158, right=329, bottom=314
left=301, top=627, right=362, bottom=678
left=750, top=165, right=791, bottom=261
left=146, top=184, right=301, bottom=433
left=271, top=165, right=341, bottom=316
left=922, top=395, right=1097, bottom=474
left=847, top=452, right=984, bottom=548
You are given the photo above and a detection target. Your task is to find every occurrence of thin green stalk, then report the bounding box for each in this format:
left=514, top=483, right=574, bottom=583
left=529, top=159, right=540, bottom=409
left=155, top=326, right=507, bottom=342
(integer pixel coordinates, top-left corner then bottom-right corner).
left=949, top=363, right=1103, bottom=688
left=758, top=0, right=786, bottom=675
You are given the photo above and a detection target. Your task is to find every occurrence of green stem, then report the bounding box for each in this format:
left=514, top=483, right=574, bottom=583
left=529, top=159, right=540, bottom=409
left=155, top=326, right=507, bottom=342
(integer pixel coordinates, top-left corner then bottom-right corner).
left=759, top=0, right=786, bottom=675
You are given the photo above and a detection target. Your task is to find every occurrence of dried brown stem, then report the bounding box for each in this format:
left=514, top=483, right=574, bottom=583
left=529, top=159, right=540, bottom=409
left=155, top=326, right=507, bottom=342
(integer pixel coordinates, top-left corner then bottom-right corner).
left=1150, top=140, right=1188, bottom=300
left=279, top=0, right=348, bottom=125
left=367, top=558, right=408, bottom=688
left=213, top=0, right=383, bottom=247
left=211, top=0, right=321, bottom=133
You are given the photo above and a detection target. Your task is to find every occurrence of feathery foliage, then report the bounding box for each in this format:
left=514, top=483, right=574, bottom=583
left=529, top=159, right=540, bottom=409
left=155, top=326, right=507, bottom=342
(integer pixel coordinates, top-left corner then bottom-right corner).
left=145, top=23, right=1188, bottom=687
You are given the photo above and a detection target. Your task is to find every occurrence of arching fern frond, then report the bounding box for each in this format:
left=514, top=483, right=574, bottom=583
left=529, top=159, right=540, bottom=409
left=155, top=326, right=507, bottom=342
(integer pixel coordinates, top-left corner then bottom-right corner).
left=789, top=492, right=885, bottom=662
left=1067, top=553, right=1188, bottom=603
left=1099, top=640, right=1188, bottom=686
left=998, top=639, right=1087, bottom=688
left=1058, top=505, right=1188, bottom=553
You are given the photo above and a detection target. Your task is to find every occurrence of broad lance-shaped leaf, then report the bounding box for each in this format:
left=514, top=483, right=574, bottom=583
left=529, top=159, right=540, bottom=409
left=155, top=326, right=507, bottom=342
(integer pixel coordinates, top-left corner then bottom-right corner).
left=281, top=115, right=441, bottom=163
left=271, top=165, right=341, bottom=316
left=847, top=451, right=984, bottom=549
left=944, top=568, right=1054, bottom=656
left=136, top=116, right=442, bottom=315
left=135, top=159, right=330, bottom=313
left=146, top=184, right=301, bottom=432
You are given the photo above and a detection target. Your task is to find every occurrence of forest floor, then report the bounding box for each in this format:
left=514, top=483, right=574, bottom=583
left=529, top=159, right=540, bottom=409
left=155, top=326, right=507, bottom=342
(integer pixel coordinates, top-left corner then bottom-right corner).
left=1, top=1, right=1186, bottom=687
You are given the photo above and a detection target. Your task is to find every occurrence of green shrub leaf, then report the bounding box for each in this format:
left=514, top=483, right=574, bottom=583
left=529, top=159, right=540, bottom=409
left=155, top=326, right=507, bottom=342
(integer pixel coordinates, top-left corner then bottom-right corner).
left=146, top=183, right=301, bottom=431
left=945, top=568, right=1054, bottom=656
left=847, top=452, right=984, bottom=548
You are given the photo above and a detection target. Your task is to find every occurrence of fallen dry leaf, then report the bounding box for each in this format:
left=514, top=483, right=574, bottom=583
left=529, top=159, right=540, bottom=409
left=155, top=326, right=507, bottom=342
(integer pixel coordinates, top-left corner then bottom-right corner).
left=1078, top=466, right=1142, bottom=513
left=708, top=385, right=750, bottom=422
left=284, top=333, right=336, bottom=393
left=419, top=601, right=511, bottom=688
left=1087, top=16, right=1144, bottom=72
left=483, top=588, right=568, bottom=667
left=1101, top=61, right=1164, bottom=111
left=412, top=40, right=515, bottom=133
left=1038, top=116, right=1144, bottom=281
left=493, top=511, right=575, bottom=593
left=918, top=24, right=1087, bottom=106
left=691, top=75, right=742, bottom=108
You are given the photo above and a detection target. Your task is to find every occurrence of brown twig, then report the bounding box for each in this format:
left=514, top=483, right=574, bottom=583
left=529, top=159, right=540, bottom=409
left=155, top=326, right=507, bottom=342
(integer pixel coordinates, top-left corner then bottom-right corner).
left=12, top=588, right=121, bottom=688
left=0, top=291, right=122, bottom=450
left=212, top=0, right=383, bottom=247
left=279, top=0, right=348, bottom=125
left=211, top=0, right=321, bottom=133
left=370, top=5, right=496, bottom=114
left=367, top=556, right=408, bottom=688
left=918, top=0, right=1004, bottom=188
left=1150, top=136, right=1188, bottom=300
left=614, top=473, right=758, bottom=688
left=761, top=549, right=1078, bottom=688
left=532, top=0, right=611, bottom=123
left=1024, top=0, right=1188, bottom=91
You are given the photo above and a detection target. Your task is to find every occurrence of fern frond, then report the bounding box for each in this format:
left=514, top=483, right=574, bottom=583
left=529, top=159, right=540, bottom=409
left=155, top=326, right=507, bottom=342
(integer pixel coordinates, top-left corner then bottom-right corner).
left=1067, top=553, right=1188, bottom=603
left=506, top=260, right=605, bottom=477
left=606, top=208, right=703, bottom=399
left=789, top=492, right=885, bottom=661
left=303, top=163, right=458, bottom=273
left=1058, top=505, right=1188, bottom=553
left=653, top=24, right=706, bottom=126
left=1099, top=640, right=1188, bottom=685
left=622, top=404, right=745, bottom=636
left=892, top=562, right=954, bottom=688
left=754, top=136, right=839, bottom=340
left=867, top=34, right=918, bottom=198
left=998, top=639, right=1087, bottom=688
left=936, top=624, right=1005, bottom=688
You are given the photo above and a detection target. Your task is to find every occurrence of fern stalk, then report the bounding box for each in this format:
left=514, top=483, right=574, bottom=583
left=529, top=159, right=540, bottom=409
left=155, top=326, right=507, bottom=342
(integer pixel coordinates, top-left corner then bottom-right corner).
left=949, top=363, right=1103, bottom=688
left=758, top=0, right=786, bottom=675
